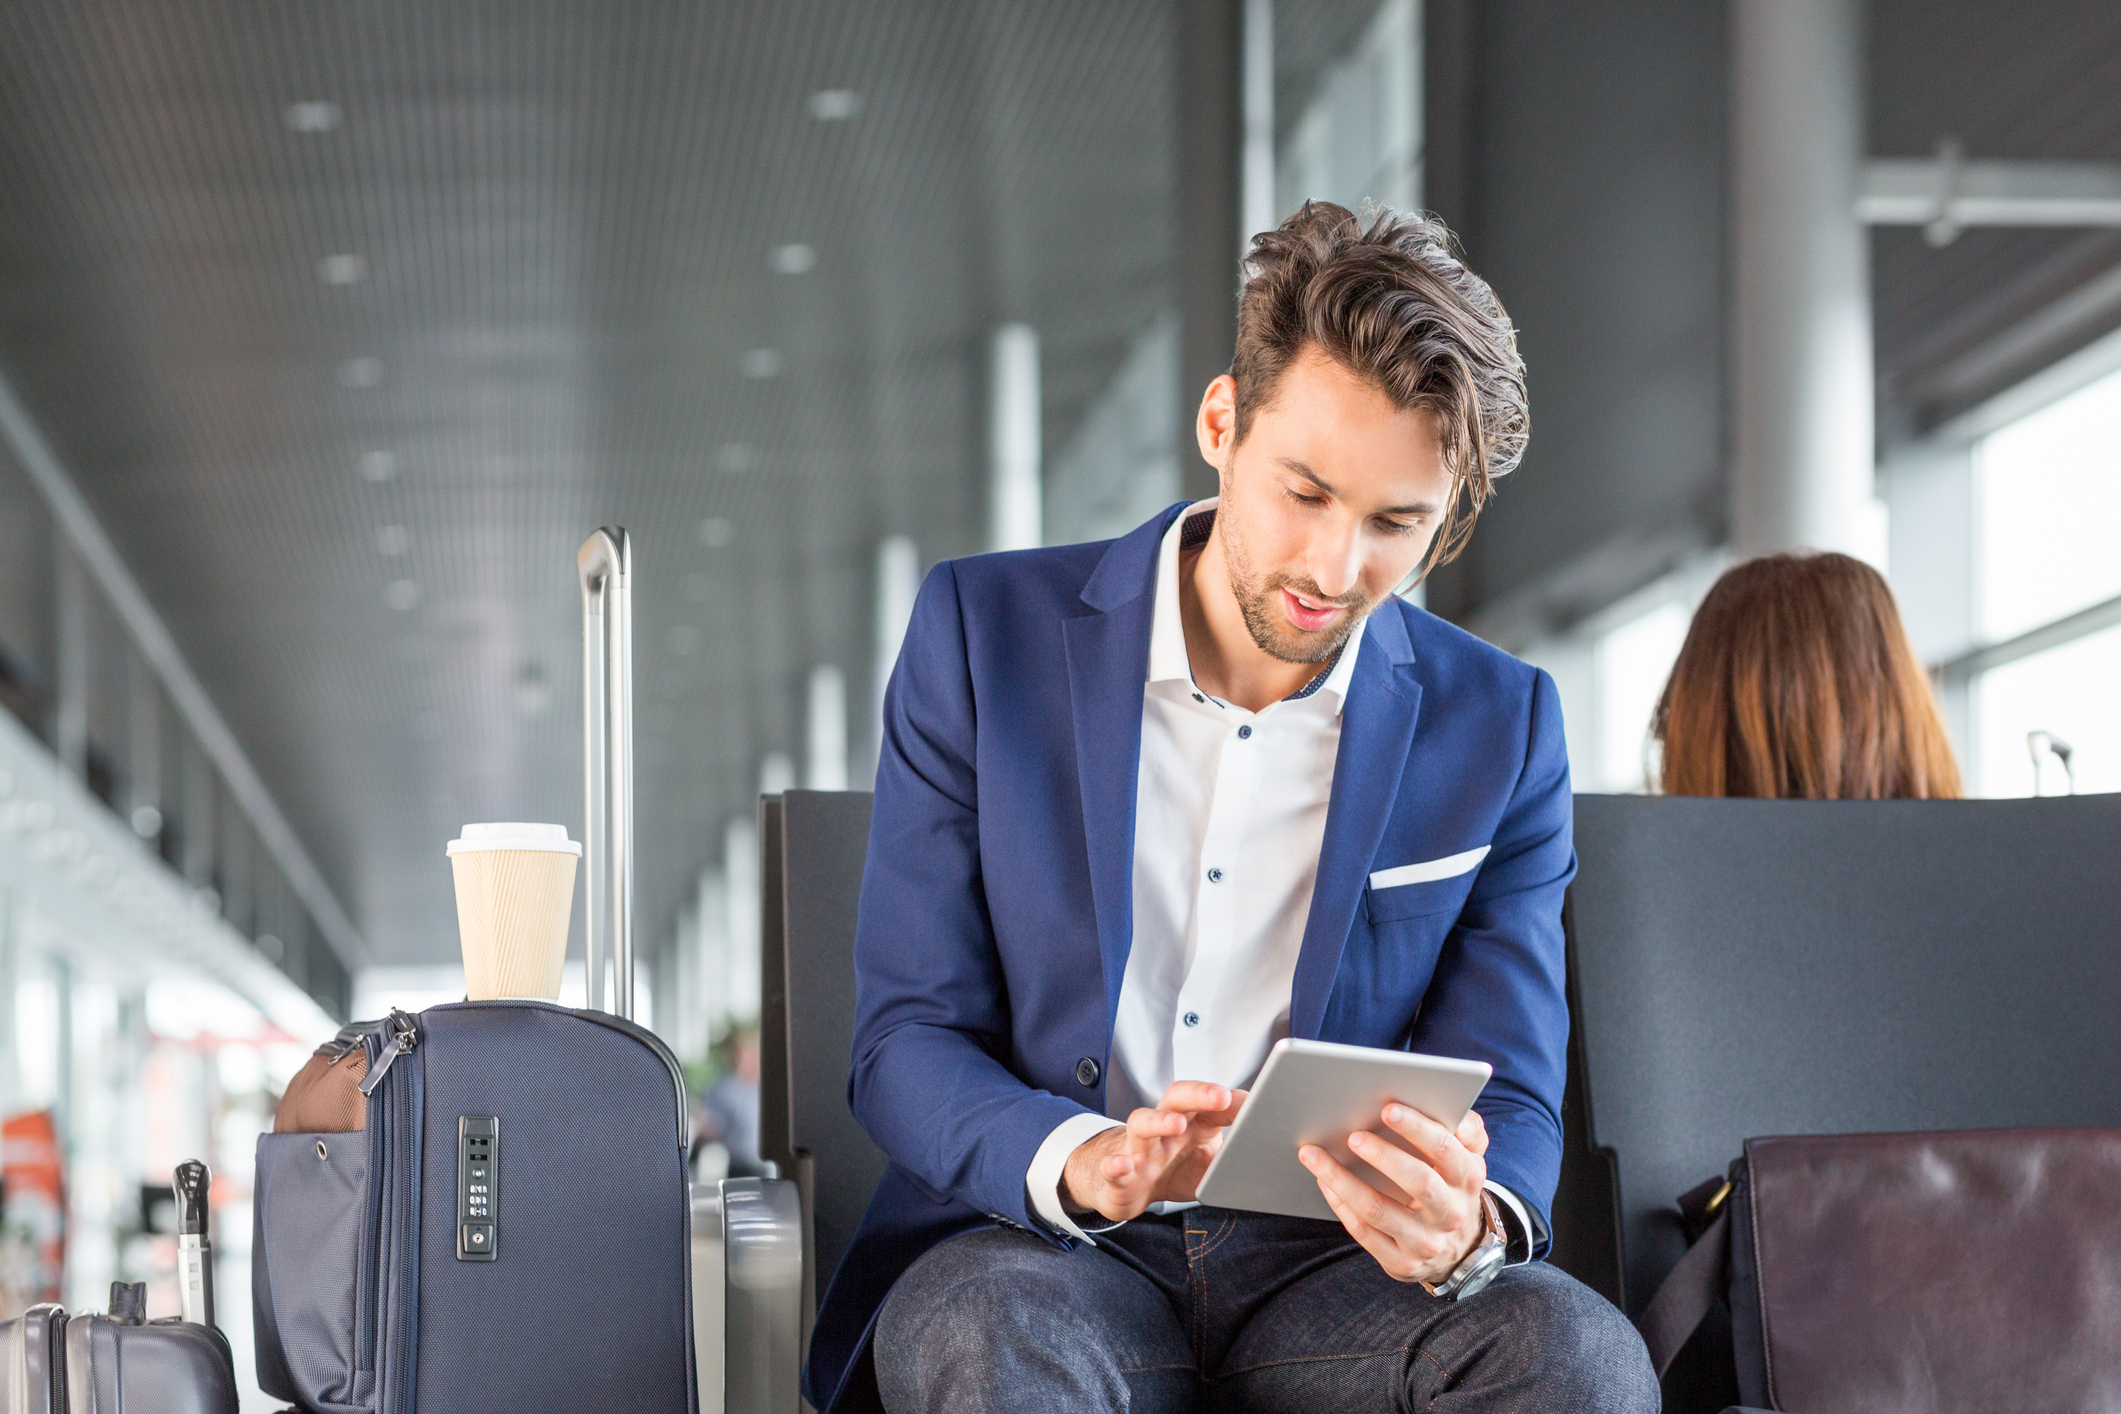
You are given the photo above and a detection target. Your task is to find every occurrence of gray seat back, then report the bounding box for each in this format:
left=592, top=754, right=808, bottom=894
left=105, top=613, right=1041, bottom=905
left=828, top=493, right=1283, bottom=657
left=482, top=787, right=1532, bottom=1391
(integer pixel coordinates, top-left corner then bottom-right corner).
left=1553, top=793, right=2121, bottom=1317
left=757, top=789, right=884, bottom=1322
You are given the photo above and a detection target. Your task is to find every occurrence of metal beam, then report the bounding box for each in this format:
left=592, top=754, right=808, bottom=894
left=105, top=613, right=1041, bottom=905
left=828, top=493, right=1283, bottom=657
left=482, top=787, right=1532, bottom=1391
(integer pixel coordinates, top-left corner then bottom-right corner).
left=1861, top=152, right=2121, bottom=242
left=0, top=368, right=369, bottom=967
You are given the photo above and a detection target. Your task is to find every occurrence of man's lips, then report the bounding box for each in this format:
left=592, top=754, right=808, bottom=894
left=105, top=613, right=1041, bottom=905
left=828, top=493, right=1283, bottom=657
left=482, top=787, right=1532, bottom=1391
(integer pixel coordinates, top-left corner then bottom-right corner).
left=1280, top=587, right=1346, bottom=633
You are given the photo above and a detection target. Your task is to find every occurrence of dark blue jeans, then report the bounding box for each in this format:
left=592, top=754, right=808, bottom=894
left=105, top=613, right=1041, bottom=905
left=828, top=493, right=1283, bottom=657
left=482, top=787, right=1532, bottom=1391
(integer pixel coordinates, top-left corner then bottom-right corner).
left=873, top=1209, right=1657, bottom=1413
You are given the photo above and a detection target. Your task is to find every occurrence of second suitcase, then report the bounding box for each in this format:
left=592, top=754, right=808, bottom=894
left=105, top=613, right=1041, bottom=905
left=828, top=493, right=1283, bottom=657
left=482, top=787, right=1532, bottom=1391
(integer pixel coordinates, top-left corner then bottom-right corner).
left=253, top=1000, right=697, bottom=1414
left=0, top=1289, right=237, bottom=1414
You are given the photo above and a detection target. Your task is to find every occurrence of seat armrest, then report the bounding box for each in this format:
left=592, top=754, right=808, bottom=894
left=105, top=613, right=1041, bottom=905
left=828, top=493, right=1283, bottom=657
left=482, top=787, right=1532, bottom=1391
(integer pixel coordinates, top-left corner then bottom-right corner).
left=721, top=1177, right=804, bottom=1414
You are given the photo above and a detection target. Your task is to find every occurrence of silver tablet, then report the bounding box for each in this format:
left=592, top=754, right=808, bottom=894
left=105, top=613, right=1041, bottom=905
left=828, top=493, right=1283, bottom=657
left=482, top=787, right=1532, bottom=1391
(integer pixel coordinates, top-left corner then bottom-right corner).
left=1193, top=1038, right=1492, bottom=1223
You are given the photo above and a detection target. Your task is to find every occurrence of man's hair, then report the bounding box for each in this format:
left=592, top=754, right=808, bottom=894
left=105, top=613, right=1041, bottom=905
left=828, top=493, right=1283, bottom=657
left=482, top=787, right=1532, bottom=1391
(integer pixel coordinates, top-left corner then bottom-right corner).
left=1232, top=202, right=1529, bottom=572
left=1652, top=553, right=1962, bottom=801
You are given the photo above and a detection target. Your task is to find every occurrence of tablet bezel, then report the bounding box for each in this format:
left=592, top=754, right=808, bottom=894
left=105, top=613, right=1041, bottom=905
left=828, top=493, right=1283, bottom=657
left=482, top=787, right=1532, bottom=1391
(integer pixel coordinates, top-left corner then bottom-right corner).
left=1193, top=1038, right=1492, bottom=1223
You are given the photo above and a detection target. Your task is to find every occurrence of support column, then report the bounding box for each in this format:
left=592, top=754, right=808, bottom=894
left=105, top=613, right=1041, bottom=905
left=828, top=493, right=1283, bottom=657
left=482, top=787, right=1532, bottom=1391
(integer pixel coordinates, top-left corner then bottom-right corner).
left=1178, top=0, right=1244, bottom=500
left=1729, top=0, right=1876, bottom=558
left=805, top=664, right=847, bottom=791
left=54, top=547, right=87, bottom=778
left=987, top=325, right=1042, bottom=552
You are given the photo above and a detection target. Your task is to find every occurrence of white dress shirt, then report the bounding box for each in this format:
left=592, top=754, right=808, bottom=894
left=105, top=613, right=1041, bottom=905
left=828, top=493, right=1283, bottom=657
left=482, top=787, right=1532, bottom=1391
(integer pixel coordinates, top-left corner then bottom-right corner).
left=1024, top=501, right=1535, bottom=1260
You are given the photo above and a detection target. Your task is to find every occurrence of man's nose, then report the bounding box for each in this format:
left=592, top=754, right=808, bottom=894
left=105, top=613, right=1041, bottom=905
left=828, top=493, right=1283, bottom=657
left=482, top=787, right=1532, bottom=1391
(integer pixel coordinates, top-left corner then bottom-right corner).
left=1309, top=518, right=1364, bottom=599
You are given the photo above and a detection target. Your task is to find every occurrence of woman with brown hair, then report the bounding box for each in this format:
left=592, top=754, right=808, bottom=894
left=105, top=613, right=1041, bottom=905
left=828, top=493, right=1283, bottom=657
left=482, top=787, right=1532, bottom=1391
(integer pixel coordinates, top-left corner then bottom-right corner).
left=1652, top=552, right=1962, bottom=799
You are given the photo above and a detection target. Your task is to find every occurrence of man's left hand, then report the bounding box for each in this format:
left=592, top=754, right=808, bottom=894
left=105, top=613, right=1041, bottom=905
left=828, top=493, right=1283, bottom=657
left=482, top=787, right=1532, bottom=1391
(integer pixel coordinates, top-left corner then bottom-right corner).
left=1299, top=1105, right=1489, bottom=1286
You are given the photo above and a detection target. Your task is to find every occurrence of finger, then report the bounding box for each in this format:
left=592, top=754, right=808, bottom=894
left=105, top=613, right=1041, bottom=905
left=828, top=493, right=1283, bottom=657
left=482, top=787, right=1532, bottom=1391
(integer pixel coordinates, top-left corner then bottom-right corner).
left=1381, top=1104, right=1480, bottom=1192
left=1299, top=1145, right=1418, bottom=1243
left=1456, top=1107, right=1489, bottom=1158
left=1127, top=1106, right=1189, bottom=1141
left=1307, top=1160, right=1425, bottom=1283
left=1344, top=1128, right=1447, bottom=1213
left=1157, top=1080, right=1236, bottom=1116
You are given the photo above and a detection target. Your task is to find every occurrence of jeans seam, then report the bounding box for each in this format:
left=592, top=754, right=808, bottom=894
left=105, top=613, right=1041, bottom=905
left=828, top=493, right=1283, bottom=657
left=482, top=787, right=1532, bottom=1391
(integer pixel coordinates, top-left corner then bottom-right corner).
left=1212, top=1344, right=1416, bottom=1378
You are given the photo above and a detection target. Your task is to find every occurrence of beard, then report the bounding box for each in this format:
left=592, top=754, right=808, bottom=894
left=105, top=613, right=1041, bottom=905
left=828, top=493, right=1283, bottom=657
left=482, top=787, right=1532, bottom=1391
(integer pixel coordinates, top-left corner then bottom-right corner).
left=1222, top=519, right=1373, bottom=666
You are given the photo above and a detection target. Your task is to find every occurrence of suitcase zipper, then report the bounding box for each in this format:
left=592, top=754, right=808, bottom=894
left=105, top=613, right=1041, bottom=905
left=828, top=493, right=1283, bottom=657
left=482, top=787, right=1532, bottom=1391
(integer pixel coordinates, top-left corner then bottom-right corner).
left=360, top=1009, right=420, bottom=1097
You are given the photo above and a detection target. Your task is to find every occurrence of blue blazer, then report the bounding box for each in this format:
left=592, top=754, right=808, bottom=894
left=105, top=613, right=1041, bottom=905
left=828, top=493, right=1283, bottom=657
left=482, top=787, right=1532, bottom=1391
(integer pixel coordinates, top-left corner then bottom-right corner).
left=806, top=504, right=1576, bottom=1412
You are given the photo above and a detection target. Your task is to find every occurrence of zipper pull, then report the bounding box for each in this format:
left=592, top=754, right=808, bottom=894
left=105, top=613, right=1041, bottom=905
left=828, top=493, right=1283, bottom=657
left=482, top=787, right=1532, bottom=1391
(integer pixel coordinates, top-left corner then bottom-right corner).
left=358, top=1010, right=420, bottom=1097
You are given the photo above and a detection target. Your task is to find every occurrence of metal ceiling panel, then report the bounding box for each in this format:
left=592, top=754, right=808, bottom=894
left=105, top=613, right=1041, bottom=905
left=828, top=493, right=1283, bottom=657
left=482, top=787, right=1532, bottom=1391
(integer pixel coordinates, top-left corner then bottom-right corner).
left=0, top=0, right=1176, bottom=964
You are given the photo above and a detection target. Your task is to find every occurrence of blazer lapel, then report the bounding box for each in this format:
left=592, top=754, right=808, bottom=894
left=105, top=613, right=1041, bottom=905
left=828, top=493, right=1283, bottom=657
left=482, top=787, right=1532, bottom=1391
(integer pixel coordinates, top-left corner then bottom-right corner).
left=1062, top=504, right=1184, bottom=1027
left=1288, top=609, right=1423, bottom=1040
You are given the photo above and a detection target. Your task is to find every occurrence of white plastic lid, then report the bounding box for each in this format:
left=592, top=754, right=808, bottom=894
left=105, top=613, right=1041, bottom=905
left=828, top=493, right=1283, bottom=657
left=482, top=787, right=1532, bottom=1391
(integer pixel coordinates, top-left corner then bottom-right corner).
left=446, top=822, right=583, bottom=857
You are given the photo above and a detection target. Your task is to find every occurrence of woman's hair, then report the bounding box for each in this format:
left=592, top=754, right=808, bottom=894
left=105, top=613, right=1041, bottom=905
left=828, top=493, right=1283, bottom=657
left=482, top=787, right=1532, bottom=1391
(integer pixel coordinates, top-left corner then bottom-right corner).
left=1652, top=553, right=1962, bottom=800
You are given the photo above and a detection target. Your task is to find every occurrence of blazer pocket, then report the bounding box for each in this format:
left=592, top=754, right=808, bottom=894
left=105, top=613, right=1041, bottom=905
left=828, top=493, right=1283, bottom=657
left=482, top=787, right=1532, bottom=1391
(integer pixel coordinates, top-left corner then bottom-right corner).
left=1364, top=845, right=1490, bottom=923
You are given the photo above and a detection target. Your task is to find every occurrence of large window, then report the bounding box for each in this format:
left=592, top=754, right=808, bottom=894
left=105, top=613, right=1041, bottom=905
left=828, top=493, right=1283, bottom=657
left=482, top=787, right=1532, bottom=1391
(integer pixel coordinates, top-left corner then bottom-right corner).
left=1967, top=363, right=2121, bottom=797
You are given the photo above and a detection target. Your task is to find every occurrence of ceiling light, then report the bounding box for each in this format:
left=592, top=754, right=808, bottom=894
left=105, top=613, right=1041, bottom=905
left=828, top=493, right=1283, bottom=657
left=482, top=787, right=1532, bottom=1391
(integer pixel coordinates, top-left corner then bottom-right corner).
left=359, top=450, right=397, bottom=482
left=385, top=579, right=421, bottom=611
left=769, top=243, right=816, bottom=275
left=514, top=660, right=551, bottom=718
left=715, top=442, right=760, bottom=473
left=256, top=934, right=286, bottom=963
left=130, top=805, right=162, bottom=838
left=698, top=517, right=735, bottom=548
left=285, top=101, right=341, bottom=133
left=339, top=356, right=384, bottom=388
left=377, top=524, right=410, bottom=556
left=741, top=349, right=784, bottom=379
left=807, top=89, right=862, bottom=121
left=319, top=253, right=367, bottom=285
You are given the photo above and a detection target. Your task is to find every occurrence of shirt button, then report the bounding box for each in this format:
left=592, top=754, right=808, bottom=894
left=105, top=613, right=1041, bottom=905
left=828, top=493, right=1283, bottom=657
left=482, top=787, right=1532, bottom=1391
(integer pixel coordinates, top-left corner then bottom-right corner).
left=1206, top=867, right=1224, bottom=883
left=1076, top=1057, right=1101, bottom=1086
left=1193, top=692, right=1205, bottom=703
left=1237, top=724, right=1252, bottom=739
left=1183, top=1012, right=1200, bottom=1027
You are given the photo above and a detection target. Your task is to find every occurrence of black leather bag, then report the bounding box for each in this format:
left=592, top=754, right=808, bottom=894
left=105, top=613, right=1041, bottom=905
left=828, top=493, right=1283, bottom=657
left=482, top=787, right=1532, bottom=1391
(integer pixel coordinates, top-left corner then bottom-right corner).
left=0, top=1283, right=238, bottom=1414
left=1639, top=1128, right=2121, bottom=1414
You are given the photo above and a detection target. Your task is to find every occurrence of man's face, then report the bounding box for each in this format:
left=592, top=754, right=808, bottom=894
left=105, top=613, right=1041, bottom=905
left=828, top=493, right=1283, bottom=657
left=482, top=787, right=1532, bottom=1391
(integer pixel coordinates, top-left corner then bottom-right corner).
left=1202, top=346, right=1456, bottom=665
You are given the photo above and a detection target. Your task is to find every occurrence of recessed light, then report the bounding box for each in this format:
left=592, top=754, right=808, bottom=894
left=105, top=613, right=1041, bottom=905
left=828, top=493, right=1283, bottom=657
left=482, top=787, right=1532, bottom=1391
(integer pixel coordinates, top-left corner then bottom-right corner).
left=807, top=89, right=862, bottom=121
left=698, top=517, right=735, bottom=547
left=319, top=253, right=367, bottom=285
left=339, top=356, right=383, bottom=388
left=741, top=349, right=783, bottom=379
left=285, top=101, right=342, bottom=133
left=359, top=450, right=397, bottom=482
left=385, top=579, right=421, bottom=610
left=256, top=934, right=286, bottom=962
left=130, top=805, right=162, bottom=839
left=377, top=525, right=410, bottom=556
left=715, top=442, right=760, bottom=473
left=769, top=243, right=816, bottom=275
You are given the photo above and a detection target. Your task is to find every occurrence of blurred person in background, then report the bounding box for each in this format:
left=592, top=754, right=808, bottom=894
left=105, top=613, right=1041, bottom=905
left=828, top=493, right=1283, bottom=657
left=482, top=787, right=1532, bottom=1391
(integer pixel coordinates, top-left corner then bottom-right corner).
left=1652, top=552, right=1961, bottom=799
left=700, top=1027, right=763, bottom=1177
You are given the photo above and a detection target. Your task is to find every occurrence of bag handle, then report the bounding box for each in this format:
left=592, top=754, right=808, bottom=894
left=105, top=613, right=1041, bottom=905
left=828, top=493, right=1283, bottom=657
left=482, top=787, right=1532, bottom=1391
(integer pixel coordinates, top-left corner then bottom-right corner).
left=578, top=527, right=634, bottom=1019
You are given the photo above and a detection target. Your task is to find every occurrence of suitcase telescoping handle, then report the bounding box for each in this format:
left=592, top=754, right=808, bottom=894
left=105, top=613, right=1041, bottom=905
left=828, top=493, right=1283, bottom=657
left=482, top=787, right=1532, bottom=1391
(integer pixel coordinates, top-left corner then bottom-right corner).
left=578, top=527, right=635, bottom=1020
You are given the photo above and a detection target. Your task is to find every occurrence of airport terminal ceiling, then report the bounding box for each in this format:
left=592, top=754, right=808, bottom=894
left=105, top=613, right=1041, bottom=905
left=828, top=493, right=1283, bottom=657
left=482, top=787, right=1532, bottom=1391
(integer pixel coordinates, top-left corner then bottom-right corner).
left=0, top=0, right=1383, bottom=968
left=0, top=0, right=2115, bottom=969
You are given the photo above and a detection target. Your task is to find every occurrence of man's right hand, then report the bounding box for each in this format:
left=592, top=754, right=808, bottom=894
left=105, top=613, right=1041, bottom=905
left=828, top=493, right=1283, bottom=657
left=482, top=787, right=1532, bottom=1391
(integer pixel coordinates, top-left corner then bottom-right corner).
left=1059, top=1080, right=1246, bottom=1223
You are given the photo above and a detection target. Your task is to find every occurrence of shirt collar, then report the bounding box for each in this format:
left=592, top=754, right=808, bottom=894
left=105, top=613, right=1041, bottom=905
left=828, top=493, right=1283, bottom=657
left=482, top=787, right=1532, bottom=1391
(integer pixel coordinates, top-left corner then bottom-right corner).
left=1147, top=500, right=1367, bottom=713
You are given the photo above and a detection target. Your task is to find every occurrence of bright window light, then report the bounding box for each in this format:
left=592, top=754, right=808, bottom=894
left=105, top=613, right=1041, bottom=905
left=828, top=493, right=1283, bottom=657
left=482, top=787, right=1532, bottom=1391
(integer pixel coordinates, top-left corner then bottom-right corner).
left=1973, top=622, right=2121, bottom=798
left=1593, top=601, right=1691, bottom=793
left=1975, top=363, right=2121, bottom=643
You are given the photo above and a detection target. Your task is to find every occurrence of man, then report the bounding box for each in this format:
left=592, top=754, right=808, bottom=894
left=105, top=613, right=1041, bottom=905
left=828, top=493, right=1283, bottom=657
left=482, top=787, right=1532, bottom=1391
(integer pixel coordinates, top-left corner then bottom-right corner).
left=806, top=204, right=1657, bottom=1413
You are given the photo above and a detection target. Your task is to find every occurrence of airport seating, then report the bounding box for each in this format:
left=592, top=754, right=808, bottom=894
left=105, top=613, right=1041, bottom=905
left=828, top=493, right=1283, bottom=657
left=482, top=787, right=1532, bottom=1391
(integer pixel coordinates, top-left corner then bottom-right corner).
left=1548, top=793, right=2121, bottom=1412
left=737, top=789, right=2121, bottom=1412
left=716, top=789, right=880, bottom=1414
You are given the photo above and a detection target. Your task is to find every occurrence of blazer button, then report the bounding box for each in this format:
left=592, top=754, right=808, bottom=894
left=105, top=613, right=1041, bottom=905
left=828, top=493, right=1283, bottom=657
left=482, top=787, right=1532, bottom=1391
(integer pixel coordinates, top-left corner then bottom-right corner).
left=1075, top=1057, right=1101, bottom=1087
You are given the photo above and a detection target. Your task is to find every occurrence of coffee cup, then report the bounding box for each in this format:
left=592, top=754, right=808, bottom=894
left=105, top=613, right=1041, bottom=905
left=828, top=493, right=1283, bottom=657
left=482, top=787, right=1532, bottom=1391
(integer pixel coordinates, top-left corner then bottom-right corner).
left=447, top=823, right=582, bottom=1001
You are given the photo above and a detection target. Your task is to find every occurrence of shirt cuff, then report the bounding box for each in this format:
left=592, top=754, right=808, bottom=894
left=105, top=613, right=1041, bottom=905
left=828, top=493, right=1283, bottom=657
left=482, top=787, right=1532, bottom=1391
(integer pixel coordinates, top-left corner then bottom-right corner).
left=1483, top=1181, right=1545, bottom=1265
left=1026, top=1112, right=1128, bottom=1242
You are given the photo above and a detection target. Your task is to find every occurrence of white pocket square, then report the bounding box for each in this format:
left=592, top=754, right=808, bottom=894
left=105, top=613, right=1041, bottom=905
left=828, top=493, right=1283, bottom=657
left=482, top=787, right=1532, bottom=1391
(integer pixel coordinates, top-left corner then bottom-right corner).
left=1369, top=845, right=1491, bottom=891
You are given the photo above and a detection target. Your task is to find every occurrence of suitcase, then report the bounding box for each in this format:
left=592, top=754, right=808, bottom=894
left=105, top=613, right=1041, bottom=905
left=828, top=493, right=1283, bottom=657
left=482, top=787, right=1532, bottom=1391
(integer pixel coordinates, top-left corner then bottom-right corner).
left=252, top=527, right=698, bottom=1414
left=0, top=1285, right=239, bottom=1414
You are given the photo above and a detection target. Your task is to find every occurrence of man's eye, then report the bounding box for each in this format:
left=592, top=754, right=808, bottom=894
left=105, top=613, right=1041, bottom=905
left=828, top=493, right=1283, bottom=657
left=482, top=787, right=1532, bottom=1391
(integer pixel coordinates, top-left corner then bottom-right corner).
left=1379, top=518, right=1420, bottom=536
left=1287, top=488, right=1326, bottom=507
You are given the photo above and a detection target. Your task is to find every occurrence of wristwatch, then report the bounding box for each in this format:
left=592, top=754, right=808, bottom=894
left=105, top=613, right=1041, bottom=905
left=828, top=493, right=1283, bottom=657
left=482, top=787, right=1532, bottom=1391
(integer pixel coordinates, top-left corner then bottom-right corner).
left=1424, top=1191, right=1508, bottom=1301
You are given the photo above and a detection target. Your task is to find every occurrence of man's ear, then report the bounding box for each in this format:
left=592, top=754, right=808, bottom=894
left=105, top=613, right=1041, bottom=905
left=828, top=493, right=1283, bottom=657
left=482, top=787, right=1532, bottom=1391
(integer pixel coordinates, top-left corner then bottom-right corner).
left=1195, top=374, right=1238, bottom=481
